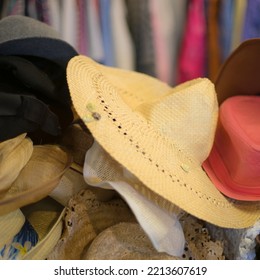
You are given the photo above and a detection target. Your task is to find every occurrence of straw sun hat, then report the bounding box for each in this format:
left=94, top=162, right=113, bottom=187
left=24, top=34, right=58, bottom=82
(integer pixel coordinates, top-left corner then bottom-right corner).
left=67, top=55, right=260, bottom=229
left=84, top=220, right=225, bottom=260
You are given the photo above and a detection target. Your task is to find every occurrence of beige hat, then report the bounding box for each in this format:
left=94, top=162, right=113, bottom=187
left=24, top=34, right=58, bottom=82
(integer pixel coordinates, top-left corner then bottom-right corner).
left=0, top=144, right=72, bottom=215
left=21, top=197, right=65, bottom=260
left=85, top=222, right=179, bottom=260
left=67, top=55, right=260, bottom=228
left=84, top=220, right=225, bottom=260
left=0, top=133, right=33, bottom=196
left=47, top=188, right=136, bottom=260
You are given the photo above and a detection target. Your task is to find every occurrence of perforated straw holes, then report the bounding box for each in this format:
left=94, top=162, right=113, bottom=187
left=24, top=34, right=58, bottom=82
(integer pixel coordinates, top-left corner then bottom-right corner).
left=94, top=84, right=226, bottom=208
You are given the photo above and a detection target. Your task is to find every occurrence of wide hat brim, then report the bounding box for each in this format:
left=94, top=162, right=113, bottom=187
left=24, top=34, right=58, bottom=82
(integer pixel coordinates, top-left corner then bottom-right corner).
left=21, top=197, right=65, bottom=260
left=215, top=39, right=260, bottom=104
left=0, top=15, right=77, bottom=69
left=67, top=55, right=260, bottom=229
left=0, top=145, right=72, bottom=215
left=203, top=144, right=260, bottom=201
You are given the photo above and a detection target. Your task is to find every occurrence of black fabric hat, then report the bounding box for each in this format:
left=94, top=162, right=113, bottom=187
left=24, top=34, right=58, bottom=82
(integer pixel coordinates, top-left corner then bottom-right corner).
left=0, top=56, right=72, bottom=143
left=0, top=15, right=78, bottom=143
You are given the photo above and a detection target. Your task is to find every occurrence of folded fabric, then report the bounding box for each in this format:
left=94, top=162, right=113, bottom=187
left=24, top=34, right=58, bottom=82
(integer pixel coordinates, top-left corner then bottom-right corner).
left=84, top=141, right=185, bottom=257
left=49, top=166, right=90, bottom=206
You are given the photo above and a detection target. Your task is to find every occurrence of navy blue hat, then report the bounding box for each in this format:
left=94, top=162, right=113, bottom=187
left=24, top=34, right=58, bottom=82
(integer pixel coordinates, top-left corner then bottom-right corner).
left=0, top=15, right=78, bottom=69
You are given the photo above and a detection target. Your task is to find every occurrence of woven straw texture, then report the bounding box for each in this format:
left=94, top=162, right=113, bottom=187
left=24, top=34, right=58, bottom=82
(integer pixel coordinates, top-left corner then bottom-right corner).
left=84, top=218, right=224, bottom=260
left=47, top=189, right=136, bottom=259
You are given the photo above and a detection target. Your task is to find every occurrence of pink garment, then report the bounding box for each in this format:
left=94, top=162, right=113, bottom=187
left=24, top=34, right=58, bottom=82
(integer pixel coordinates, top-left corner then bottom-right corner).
left=176, top=0, right=206, bottom=83
left=86, top=0, right=104, bottom=62
left=60, top=0, right=78, bottom=51
left=150, top=0, right=170, bottom=84
left=76, top=0, right=88, bottom=55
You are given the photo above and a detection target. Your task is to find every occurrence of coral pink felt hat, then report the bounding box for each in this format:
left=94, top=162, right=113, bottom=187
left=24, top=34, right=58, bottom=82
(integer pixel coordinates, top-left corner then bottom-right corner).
left=203, top=95, right=260, bottom=201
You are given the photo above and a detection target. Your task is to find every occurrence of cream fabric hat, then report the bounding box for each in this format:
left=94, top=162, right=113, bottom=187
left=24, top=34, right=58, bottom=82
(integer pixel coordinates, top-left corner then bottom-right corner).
left=0, top=133, right=33, bottom=196
left=67, top=55, right=260, bottom=228
left=0, top=144, right=72, bottom=215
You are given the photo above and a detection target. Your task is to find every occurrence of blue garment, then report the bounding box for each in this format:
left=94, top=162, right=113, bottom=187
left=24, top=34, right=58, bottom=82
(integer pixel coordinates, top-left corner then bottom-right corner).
left=219, top=0, right=234, bottom=62
left=99, top=0, right=115, bottom=66
left=242, top=0, right=260, bottom=40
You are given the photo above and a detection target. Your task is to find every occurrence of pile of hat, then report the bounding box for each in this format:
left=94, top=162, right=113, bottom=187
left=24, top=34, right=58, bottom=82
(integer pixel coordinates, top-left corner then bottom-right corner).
left=1, top=15, right=260, bottom=260
left=62, top=38, right=260, bottom=259
left=0, top=15, right=76, bottom=260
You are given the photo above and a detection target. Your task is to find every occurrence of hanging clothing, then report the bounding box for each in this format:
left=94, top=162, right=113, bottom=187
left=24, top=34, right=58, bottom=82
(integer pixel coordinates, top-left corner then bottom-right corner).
left=231, top=0, right=247, bottom=51
left=110, top=0, right=135, bottom=70
left=176, top=0, right=207, bottom=83
left=219, top=0, right=234, bottom=62
left=3, top=0, right=24, bottom=17
left=242, top=0, right=260, bottom=40
left=99, top=0, right=115, bottom=67
left=125, top=0, right=156, bottom=77
left=76, top=0, right=88, bottom=55
left=60, top=0, right=78, bottom=52
left=207, top=0, right=222, bottom=81
left=86, top=0, right=105, bottom=63
left=47, top=0, right=61, bottom=33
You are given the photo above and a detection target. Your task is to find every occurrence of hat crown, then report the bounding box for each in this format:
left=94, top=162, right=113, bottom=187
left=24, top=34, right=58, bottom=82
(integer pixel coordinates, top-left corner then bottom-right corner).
left=0, top=15, right=59, bottom=43
left=216, top=96, right=260, bottom=186
left=136, top=79, right=218, bottom=164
